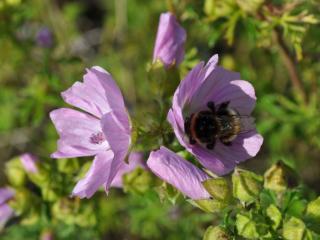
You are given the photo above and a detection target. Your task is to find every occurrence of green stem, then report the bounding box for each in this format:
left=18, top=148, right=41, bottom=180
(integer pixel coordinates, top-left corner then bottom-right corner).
left=274, top=29, right=306, bottom=104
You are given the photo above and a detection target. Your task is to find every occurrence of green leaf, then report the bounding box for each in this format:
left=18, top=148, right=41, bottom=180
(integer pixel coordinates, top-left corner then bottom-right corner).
left=236, top=213, right=260, bottom=239
left=203, top=226, right=231, bottom=240
left=202, top=178, right=230, bottom=202
left=232, top=168, right=263, bottom=203
left=266, top=204, right=282, bottom=230
left=236, top=0, right=264, bottom=13
left=188, top=199, right=227, bottom=213
left=283, top=190, right=307, bottom=218
left=260, top=189, right=277, bottom=209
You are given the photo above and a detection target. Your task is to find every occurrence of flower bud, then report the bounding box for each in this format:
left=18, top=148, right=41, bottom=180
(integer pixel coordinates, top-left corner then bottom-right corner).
left=232, top=168, right=263, bottom=203
left=202, top=178, right=230, bottom=202
left=236, top=213, right=260, bottom=239
left=20, top=153, right=38, bottom=174
left=306, top=197, right=320, bottom=223
left=264, top=162, right=287, bottom=193
left=189, top=199, right=227, bottom=213
left=5, top=158, right=26, bottom=187
left=8, top=189, right=33, bottom=215
left=153, top=12, right=186, bottom=68
left=203, top=226, right=231, bottom=240
left=282, top=217, right=309, bottom=240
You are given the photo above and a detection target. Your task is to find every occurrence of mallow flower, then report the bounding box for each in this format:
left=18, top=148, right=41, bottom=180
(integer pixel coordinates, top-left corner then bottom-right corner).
left=20, top=153, right=38, bottom=173
left=0, top=187, right=14, bottom=228
left=153, top=12, right=186, bottom=68
left=167, top=54, right=263, bottom=175
left=147, top=147, right=210, bottom=200
left=50, top=66, right=131, bottom=198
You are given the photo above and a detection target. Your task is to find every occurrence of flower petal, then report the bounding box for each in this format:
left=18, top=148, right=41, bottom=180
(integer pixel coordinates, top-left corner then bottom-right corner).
left=101, top=109, right=131, bottom=162
left=72, top=150, right=115, bottom=198
left=0, top=204, right=14, bottom=227
left=111, top=152, right=145, bottom=188
left=20, top=153, right=38, bottom=173
left=147, top=146, right=210, bottom=200
left=188, top=131, right=263, bottom=175
left=0, top=188, right=14, bottom=205
left=50, top=108, right=109, bottom=158
left=153, top=12, right=186, bottom=67
left=61, top=66, right=126, bottom=118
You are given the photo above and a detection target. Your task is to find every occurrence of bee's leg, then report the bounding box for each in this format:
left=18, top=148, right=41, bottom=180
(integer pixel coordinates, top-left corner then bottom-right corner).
left=206, top=139, right=216, bottom=150
left=220, top=137, right=232, bottom=146
left=184, top=117, right=191, bottom=134
left=207, top=101, right=216, bottom=113
left=184, top=114, right=194, bottom=134
left=217, top=101, right=230, bottom=115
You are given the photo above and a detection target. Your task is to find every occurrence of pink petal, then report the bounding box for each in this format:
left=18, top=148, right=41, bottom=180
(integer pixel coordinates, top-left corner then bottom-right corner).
left=189, top=66, right=242, bottom=113
left=153, top=12, right=186, bottom=67
left=111, top=152, right=145, bottom=188
left=0, top=204, right=14, bottom=226
left=0, top=188, right=14, bottom=205
left=101, top=109, right=131, bottom=163
left=20, top=153, right=38, bottom=173
left=50, top=108, right=109, bottom=158
left=187, top=131, right=263, bottom=176
left=147, top=147, right=210, bottom=200
left=61, top=66, right=126, bottom=118
left=72, top=151, right=115, bottom=198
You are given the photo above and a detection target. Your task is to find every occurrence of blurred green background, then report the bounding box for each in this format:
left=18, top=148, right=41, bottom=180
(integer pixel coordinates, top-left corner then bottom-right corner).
left=0, top=0, right=319, bottom=239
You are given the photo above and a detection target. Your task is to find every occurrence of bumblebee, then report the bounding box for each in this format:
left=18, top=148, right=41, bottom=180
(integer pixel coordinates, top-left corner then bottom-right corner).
left=184, top=101, right=253, bottom=150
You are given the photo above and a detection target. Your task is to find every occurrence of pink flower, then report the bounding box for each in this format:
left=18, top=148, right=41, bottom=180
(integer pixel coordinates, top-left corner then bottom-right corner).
left=50, top=66, right=131, bottom=198
left=0, top=188, right=14, bottom=228
left=20, top=153, right=38, bottom=173
left=168, top=54, right=263, bottom=175
left=147, top=147, right=210, bottom=200
left=153, top=12, right=186, bottom=68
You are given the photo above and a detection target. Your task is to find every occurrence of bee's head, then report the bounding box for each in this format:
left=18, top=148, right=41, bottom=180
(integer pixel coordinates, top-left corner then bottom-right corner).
left=194, top=111, right=218, bottom=142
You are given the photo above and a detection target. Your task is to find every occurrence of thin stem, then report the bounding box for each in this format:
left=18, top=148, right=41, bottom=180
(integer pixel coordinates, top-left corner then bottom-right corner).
left=274, top=29, right=306, bottom=103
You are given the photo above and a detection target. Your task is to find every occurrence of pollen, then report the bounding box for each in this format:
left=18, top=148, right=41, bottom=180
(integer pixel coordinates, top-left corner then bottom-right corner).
left=90, top=132, right=105, bottom=144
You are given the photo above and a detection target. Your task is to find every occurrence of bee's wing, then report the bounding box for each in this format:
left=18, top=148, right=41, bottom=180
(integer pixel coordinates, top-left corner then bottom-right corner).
left=238, top=116, right=256, bottom=133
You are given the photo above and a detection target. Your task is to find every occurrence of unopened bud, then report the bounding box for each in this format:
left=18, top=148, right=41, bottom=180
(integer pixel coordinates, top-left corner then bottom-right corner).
left=264, top=162, right=287, bottom=193
left=202, top=178, right=230, bottom=202
left=232, top=168, right=263, bottom=203
left=203, top=226, right=231, bottom=240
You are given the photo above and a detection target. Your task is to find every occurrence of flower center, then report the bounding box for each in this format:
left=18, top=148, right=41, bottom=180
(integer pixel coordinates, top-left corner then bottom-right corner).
left=90, top=132, right=105, bottom=144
